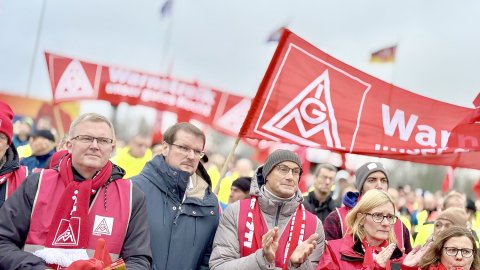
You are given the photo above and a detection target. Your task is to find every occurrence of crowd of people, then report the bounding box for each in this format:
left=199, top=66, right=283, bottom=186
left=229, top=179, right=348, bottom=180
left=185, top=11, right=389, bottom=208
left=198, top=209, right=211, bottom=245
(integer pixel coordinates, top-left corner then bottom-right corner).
left=0, top=99, right=479, bottom=270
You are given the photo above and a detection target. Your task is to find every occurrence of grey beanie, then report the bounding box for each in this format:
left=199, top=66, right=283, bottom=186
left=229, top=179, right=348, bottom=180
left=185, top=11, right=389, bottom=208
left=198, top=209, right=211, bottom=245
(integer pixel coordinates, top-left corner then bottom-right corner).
left=262, top=149, right=302, bottom=179
left=355, top=162, right=388, bottom=192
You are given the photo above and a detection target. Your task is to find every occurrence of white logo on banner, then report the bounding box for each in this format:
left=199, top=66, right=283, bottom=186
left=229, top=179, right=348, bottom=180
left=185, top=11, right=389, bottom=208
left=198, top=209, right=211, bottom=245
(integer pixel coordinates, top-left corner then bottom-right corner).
left=216, top=98, right=251, bottom=134
left=54, top=60, right=95, bottom=100
left=262, top=70, right=344, bottom=149
left=92, top=215, right=114, bottom=236
left=52, top=218, right=80, bottom=246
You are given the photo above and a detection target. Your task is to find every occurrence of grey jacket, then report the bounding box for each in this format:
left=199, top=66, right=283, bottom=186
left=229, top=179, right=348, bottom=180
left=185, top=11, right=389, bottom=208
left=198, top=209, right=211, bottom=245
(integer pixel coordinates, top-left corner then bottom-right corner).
left=209, top=166, right=325, bottom=270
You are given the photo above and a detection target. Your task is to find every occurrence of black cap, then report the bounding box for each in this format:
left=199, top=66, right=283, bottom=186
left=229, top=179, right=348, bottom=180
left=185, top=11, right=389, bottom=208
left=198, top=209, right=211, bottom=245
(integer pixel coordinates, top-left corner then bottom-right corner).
left=32, top=129, right=55, bottom=142
left=232, top=177, right=252, bottom=193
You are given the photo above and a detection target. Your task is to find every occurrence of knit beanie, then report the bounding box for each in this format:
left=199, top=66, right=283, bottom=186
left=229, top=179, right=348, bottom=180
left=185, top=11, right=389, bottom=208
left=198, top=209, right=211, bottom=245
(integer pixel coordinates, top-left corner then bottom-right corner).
left=0, top=101, right=14, bottom=144
left=436, top=207, right=468, bottom=227
left=354, top=162, right=388, bottom=193
left=262, top=149, right=302, bottom=179
left=231, top=177, right=252, bottom=193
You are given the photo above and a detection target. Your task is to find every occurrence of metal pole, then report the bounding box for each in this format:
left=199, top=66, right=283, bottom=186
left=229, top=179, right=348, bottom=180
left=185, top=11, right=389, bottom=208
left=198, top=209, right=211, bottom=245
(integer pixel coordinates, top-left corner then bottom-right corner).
left=26, top=0, right=48, bottom=97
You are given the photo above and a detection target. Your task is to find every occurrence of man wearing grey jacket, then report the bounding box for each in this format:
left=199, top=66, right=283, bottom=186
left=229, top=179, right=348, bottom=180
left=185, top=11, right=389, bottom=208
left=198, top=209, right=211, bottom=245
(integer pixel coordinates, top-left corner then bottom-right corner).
left=210, top=149, right=325, bottom=270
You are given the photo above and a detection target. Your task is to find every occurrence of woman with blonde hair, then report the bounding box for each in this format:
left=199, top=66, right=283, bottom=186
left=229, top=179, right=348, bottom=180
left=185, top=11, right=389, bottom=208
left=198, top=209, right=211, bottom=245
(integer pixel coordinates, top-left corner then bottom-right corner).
left=317, top=189, right=405, bottom=269
left=402, top=226, right=479, bottom=270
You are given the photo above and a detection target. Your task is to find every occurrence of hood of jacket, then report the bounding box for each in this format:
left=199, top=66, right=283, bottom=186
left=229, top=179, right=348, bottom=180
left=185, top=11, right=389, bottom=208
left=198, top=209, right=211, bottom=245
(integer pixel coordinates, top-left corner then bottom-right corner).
left=0, top=144, right=21, bottom=175
left=137, top=155, right=214, bottom=202
left=110, top=163, right=126, bottom=180
left=249, top=165, right=304, bottom=218
left=342, top=191, right=360, bottom=208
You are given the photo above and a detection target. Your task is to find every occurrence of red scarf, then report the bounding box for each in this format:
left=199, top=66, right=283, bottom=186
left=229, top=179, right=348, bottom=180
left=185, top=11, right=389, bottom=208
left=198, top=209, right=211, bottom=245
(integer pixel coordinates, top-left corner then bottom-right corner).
left=362, top=239, right=389, bottom=268
left=241, top=196, right=306, bottom=270
left=45, top=154, right=112, bottom=248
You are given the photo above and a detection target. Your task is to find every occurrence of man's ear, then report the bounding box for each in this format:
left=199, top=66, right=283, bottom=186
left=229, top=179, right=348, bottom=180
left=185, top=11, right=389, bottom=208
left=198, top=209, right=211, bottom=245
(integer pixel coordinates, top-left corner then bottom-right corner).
left=160, top=141, right=169, bottom=156
left=65, top=140, right=73, bottom=153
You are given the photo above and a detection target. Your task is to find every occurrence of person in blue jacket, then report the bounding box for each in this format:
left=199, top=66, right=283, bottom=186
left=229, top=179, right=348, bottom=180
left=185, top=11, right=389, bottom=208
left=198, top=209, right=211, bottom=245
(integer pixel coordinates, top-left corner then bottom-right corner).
left=132, top=122, right=220, bottom=270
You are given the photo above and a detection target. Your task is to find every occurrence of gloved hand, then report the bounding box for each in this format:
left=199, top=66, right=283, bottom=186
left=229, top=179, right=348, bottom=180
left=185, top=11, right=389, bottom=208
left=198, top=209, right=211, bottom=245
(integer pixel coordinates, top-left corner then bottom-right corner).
left=66, top=258, right=104, bottom=270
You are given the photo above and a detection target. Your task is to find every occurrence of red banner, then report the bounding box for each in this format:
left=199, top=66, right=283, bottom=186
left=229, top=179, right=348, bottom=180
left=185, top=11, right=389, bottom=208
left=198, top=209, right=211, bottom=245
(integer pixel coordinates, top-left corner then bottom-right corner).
left=45, top=52, right=250, bottom=137
left=239, top=29, right=480, bottom=170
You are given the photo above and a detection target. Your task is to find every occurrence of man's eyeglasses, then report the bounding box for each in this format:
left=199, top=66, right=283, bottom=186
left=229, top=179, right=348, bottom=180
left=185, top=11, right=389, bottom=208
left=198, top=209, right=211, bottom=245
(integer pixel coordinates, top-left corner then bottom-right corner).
left=443, top=247, right=474, bottom=258
left=169, top=143, right=205, bottom=158
left=71, top=135, right=114, bottom=146
left=364, top=212, right=397, bottom=225
left=276, top=164, right=302, bottom=177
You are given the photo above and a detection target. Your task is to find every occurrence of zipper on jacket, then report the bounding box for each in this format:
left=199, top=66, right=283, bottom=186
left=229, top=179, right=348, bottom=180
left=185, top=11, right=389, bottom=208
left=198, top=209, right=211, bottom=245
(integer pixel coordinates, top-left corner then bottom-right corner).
left=274, top=204, right=282, bottom=226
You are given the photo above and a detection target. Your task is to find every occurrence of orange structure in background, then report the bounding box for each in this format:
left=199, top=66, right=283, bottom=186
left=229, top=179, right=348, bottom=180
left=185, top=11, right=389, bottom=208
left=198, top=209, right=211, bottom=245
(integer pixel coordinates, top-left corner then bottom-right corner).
left=0, top=92, right=80, bottom=135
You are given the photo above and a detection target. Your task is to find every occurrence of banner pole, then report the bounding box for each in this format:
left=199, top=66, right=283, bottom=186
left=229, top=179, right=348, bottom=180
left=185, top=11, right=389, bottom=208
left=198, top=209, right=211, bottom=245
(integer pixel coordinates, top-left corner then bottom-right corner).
left=26, top=0, right=48, bottom=97
left=214, top=137, right=240, bottom=195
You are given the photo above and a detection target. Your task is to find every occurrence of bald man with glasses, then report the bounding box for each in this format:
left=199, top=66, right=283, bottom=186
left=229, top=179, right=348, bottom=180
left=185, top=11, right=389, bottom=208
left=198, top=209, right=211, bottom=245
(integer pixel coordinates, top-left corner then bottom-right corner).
left=132, top=122, right=220, bottom=270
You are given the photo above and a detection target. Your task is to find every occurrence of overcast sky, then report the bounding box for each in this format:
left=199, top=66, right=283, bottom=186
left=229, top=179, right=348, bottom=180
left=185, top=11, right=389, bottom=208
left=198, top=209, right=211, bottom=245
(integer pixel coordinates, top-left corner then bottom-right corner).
left=1, top=0, right=479, bottom=108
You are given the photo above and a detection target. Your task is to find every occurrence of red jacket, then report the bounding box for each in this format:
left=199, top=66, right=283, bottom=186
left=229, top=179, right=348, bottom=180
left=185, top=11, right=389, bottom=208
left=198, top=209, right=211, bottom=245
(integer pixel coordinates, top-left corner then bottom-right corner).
left=317, top=234, right=404, bottom=270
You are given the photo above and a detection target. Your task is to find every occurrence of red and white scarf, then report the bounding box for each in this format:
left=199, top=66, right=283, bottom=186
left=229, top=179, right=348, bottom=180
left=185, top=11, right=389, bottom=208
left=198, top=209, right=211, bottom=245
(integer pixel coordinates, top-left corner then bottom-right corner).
left=241, top=196, right=306, bottom=269
left=45, top=154, right=112, bottom=248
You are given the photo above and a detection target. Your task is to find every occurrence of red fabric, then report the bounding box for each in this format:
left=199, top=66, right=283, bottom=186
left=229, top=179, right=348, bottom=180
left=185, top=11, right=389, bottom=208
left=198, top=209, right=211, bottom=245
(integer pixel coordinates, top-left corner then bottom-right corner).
left=45, top=52, right=251, bottom=138
left=1, top=165, right=28, bottom=199
left=239, top=198, right=263, bottom=257
left=441, top=166, right=455, bottom=193
left=0, top=100, right=14, bottom=144
left=317, top=234, right=404, bottom=270
left=45, top=154, right=112, bottom=248
left=281, top=205, right=304, bottom=270
left=238, top=198, right=317, bottom=268
left=26, top=168, right=131, bottom=257
left=362, top=239, right=388, bottom=268
left=238, top=28, right=480, bottom=170
left=49, top=149, right=69, bottom=169
left=93, top=238, right=112, bottom=266
left=66, top=259, right=104, bottom=270
left=474, top=178, right=480, bottom=198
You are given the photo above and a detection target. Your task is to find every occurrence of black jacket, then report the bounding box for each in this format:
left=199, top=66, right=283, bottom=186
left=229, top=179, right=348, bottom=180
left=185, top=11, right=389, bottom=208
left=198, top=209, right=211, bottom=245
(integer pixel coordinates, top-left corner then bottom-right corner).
left=303, top=191, right=339, bottom=223
left=0, top=144, right=23, bottom=208
left=0, top=164, right=152, bottom=269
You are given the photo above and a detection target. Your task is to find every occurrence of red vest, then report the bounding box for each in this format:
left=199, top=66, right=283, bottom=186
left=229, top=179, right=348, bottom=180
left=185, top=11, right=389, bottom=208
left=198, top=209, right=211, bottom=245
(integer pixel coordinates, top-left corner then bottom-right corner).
left=237, top=198, right=317, bottom=267
left=0, top=165, right=28, bottom=200
left=24, top=169, right=132, bottom=258
left=336, top=206, right=405, bottom=250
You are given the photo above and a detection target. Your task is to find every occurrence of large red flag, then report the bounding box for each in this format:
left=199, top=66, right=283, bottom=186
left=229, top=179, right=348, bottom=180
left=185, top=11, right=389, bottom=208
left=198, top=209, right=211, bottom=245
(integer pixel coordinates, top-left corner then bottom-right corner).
left=239, top=29, right=480, bottom=170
